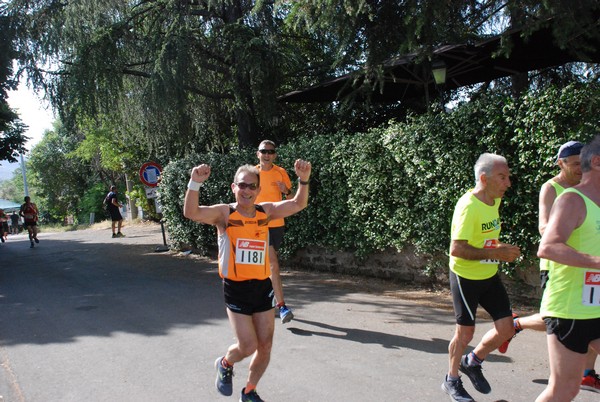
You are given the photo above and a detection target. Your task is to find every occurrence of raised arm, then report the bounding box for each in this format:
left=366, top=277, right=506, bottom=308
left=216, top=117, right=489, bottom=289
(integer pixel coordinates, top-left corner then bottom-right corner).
left=183, top=164, right=228, bottom=228
left=263, top=159, right=311, bottom=220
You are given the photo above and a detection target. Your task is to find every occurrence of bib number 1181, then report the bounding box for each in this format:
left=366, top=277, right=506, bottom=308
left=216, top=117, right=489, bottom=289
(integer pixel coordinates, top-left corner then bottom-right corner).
left=235, top=239, right=266, bottom=266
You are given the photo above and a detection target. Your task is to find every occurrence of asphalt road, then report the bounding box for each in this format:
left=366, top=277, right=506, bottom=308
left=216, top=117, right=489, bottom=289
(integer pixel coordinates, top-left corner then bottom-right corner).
left=0, top=223, right=598, bottom=402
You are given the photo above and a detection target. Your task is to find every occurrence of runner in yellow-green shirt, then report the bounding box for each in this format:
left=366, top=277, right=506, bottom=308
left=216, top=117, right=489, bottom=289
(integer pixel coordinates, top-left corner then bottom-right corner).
left=536, top=136, right=600, bottom=402
left=442, top=153, right=521, bottom=402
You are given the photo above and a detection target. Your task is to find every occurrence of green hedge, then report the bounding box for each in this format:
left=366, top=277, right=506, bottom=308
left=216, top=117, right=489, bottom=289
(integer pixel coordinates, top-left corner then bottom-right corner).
left=159, top=83, right=600, bottom=278
left=158, top=148, right=255, bottom=255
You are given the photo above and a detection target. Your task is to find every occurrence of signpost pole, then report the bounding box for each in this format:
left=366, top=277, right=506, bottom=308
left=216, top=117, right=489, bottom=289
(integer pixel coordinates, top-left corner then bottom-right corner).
left=125, top=174, right=138, bottom=220
left=154, top=197, right=168, bottom=252
left=138, top=162, right=169, bottom=253
left=155, top=219, right=169, bottom=253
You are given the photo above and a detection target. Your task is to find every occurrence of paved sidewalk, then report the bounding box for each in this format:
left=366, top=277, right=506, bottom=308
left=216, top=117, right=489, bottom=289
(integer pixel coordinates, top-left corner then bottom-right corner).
left=0, top=223, right=597, bottom=401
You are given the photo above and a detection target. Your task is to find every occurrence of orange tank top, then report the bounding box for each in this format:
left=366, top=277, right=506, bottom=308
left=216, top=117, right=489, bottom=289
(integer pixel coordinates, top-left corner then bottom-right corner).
left=255, top=164, right=292, bottom=228
left=218, top=205, right=271, bottom=281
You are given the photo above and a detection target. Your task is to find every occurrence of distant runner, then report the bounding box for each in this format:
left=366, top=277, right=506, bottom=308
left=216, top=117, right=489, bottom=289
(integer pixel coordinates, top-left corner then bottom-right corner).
left=20, top=196, right=40, bottom=248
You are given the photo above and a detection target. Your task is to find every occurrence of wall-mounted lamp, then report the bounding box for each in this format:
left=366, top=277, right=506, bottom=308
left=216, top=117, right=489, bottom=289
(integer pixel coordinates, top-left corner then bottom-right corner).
left=431, top=60, right=447, bottom=85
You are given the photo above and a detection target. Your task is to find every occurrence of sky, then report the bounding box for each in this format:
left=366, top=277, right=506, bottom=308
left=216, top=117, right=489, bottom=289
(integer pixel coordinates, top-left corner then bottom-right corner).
left=1, top=82, right=55, bottom=180
left=7, top=81, right=55, bottom=148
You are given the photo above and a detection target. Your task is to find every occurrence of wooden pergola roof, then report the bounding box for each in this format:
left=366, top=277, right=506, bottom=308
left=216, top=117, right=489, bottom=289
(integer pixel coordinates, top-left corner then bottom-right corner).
left=278, top=19, right=600, bottom=103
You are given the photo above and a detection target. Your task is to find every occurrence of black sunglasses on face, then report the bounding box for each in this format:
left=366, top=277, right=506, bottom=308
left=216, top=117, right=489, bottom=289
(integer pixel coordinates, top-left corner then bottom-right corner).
left=235, top=182, right=258, bottom=190
left=259, top=149, right=276, bottom=155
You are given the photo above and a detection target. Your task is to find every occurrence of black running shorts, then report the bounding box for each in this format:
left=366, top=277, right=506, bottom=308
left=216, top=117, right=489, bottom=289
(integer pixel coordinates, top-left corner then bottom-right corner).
left=544, top=317, right=600, bottom=354
left=223, top=278, right=274, bottom=316
left=449, top=271, right=513, bottom=326
left=268, top=226, right=285, bottom=251
left=109, top=208, right=123, bottom=222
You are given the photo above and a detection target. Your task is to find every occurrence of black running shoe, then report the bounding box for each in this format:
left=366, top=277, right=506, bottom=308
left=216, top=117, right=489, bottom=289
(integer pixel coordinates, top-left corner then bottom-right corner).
left=240, top=387, right=264, bottom=402
left=441, top=375, right=475, bottom=402
left=459, top=354, right=491, bottom=394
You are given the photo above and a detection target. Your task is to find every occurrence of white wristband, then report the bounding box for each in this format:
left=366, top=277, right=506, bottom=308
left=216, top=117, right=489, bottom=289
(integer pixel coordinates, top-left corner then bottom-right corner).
left=187, top=180, right=202, bottom=191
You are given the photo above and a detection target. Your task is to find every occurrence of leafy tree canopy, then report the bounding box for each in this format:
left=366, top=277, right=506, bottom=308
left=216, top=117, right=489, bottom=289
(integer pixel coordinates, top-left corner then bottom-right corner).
left=0, top=15, right=28, bottom=163
left=27, top=122, right=92, bottom=221
left=5, top=0, right=294, bottom=153
left=3, top=0, right=599, bottom=161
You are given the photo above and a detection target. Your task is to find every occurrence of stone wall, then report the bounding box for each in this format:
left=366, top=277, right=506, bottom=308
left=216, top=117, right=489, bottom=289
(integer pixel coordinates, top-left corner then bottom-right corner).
left=286, top=246, right=543, bottom=305
left=287, top=246, right=435, bottom=284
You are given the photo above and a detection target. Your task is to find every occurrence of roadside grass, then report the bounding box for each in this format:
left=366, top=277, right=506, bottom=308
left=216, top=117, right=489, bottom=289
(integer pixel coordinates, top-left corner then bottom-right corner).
left=38, top=218, right=148, bottom=233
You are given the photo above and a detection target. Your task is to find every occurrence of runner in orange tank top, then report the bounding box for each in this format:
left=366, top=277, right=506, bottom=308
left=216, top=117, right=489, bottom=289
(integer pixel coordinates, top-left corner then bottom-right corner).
left=184, top=158, right=311, bottom=402
left=255, top=139, right=295, bottom=323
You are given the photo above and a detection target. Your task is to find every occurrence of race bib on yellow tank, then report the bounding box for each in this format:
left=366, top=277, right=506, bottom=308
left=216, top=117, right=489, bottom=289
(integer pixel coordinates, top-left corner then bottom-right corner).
left=583, top=271, right=600, bottom=306
left=235, top=239, right=267, bottom=265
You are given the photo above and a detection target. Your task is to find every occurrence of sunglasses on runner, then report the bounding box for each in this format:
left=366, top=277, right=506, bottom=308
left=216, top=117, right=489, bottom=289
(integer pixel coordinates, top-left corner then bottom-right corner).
left=258, top=149, right=276, bottom=155
left=235, top=182, right=258, bottom=190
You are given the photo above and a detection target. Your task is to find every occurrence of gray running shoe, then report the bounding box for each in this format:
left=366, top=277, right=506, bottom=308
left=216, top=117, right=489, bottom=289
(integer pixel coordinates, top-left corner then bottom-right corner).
left=441, top=375, right=475, bottom=402
left=459, top=354, right=491, bottom=394
left=215, top=356, right=233, bottom=396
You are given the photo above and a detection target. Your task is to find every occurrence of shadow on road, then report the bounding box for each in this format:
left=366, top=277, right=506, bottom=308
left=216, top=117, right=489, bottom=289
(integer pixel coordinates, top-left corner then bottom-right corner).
left=1, top=226, right=462, bottom=350
left=0, top=228, right=224, bottom=347
left=288, top=318, right=449, bottom=353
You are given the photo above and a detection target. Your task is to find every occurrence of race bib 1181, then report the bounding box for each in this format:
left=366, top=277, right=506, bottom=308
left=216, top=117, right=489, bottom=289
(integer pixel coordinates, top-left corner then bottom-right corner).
left=235, top=238, right=267, bottom=265
left=582, top=271, right=600, bottom=306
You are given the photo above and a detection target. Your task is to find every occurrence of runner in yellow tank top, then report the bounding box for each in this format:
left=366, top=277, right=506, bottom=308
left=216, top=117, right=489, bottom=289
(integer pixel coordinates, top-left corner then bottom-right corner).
left=184, top=159, right=311, bottom=402
left=499, top=141, right=586, bottom=348
left=499, top=141, right=598, bottom=392
left=541, top=188, right=600, bottom=319
left=537, top=136, right=600, bottom=402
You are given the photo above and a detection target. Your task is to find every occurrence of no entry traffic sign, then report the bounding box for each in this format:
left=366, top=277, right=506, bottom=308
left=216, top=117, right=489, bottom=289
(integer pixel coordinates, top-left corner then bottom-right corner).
left=139, top=162, right=162, bottom=187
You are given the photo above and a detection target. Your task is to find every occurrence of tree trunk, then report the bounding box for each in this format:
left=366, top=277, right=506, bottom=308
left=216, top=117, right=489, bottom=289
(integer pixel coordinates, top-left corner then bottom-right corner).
left=509, top=5, right=529, bottom=98
left=236, top=106, right=258, bottom=148
left=223, top=0, right=260, bottom=148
